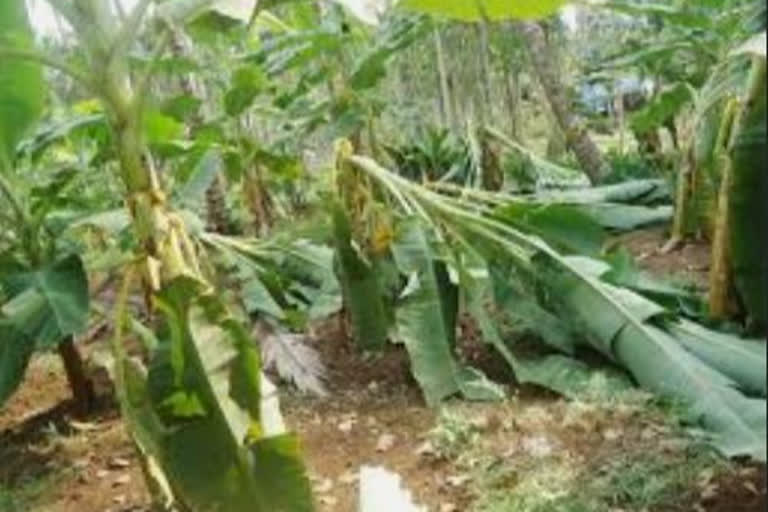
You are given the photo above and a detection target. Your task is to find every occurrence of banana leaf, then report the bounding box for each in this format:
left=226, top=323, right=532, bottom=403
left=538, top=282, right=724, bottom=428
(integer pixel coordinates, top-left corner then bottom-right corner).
left=120, top=277, right=313, bottom=512
left=533, top=252, right=766, bottom=460
left=0, top=255, right=89, bottom=406
left=0, top=0, right=44, bottom=162
left=668, top=319, right=766, bottom=398
left=392, top=219, right=503, bottom=406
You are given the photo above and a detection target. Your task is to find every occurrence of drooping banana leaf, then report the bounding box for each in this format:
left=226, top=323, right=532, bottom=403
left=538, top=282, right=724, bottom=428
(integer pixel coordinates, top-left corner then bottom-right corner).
left=534, top=179, right=671, bottom=205
left=667, top=319, right=766, bottom=398
left=392, top=219, right=503, bottom=406
left=120, top=277, right=313, bottom=512
left=492, top=202, right=605, bottom=256
left=344, top=153, right=767, bottom=460
left=533, top=253, right=766, bottom=460
left=0, top=255, right=89, bottom=406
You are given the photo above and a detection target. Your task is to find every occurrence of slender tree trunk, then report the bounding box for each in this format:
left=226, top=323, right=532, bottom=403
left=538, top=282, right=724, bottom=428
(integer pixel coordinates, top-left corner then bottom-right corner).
left=58, top=336, right=95, bottom=417
left=614, top=90, right=625, bottom=155
left=433, top=26, right=454, bottom=131
left=515, top=21, right=608, bottom=184
left=475, top=22, right=493, bottom=127
left=501, top=59, right=520, bottom=140
left=243, top=165, right=274, bottom=237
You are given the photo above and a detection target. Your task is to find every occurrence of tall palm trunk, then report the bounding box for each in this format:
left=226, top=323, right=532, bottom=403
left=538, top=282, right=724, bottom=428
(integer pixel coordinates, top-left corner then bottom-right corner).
left=516, top=21, right=608, bottom=184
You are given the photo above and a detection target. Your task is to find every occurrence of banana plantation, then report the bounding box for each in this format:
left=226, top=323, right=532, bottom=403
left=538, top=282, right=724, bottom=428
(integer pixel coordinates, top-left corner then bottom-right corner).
left=1, top=0, right=766, bottom=511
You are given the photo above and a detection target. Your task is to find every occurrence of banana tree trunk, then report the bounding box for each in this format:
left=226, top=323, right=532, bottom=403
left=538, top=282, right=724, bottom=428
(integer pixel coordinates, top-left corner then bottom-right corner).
left=708, top=152, right=734, bottom=319
left=708, top=57, right=766, bottom=324
left=516, top=21, right=608, bottom=184
left=58, top=336, right=95, bottom=416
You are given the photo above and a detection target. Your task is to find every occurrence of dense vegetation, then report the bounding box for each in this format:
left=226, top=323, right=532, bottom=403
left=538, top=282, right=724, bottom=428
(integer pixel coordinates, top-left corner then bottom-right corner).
left=0, top=0, right=765, bottom=510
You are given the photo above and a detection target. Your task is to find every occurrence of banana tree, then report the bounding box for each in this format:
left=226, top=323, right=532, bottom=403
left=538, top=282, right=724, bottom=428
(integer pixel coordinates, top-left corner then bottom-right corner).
left=2, top=0, right=313, bottom=509
left=0, top=0, right=95, bottom=415
left=332, top=144, right=766, bottom=460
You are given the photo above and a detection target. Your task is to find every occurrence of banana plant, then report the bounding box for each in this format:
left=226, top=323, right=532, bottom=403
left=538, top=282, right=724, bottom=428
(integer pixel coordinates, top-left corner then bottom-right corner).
left=1, top=0, right=313, bottom=509
left=0, top=1, right=95, bottom=415
left=334, top=145, right=766, bottom=461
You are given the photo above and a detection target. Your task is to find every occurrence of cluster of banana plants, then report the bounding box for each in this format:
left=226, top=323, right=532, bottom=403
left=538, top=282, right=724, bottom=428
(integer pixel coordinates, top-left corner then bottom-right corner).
left=330, top=136, right=766, bottom=461
left=593, top=0, right=767, bottom=331
left=2, top=1, right=577, bottom=509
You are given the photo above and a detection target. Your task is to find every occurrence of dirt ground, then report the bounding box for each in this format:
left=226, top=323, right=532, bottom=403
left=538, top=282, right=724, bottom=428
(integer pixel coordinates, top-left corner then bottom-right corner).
left=616, top=227, right=711, bottom=291
left=1, top=228, right=764, bottom=512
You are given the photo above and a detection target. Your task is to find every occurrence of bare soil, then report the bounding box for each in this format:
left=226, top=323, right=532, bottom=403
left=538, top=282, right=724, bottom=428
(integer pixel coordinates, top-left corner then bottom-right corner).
left=615, top=226, right=711, bottom=290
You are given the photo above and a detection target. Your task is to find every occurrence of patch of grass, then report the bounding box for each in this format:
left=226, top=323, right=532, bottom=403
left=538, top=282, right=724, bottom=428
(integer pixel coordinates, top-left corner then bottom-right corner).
left=466, top=387, right=729, bottom=512
left=0, top=475, right=58, bottom=512
left=592, top=446, right=725, bottom=509
left=428, top=407, right=484, bottom=460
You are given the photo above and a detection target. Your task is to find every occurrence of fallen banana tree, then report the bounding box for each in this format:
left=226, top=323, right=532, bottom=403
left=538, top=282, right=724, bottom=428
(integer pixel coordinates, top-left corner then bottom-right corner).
left=338, top=147, right=766, bottom=461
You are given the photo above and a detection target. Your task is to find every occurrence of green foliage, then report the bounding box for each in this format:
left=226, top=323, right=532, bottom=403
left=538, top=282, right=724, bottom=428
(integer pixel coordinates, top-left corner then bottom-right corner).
left=0, top=255, right=89, bottom=405
left=630, top=82, right=695, bottom=134
left=0, top=0, right=44, bottom=164
left=120, top=277, right=313, bottom=512
left=382, top=127, right=472, bottom=183
left=343, top=154, right=767, bottom=460
left=392, top=219, right=503, bottom=405
left=601, top=149, right=661, bottom=185
left=399, top=0, right=568, bottom=21
left=331, top=203, right=390, bottom=350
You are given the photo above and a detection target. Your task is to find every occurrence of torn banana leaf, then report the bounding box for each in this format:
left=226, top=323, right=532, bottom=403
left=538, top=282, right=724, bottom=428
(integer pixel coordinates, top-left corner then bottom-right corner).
left=535, top=252, right=766, bottom=460
left=120, top=277, right=313, bottom=511
left=392, top=219, right=504, bottom=406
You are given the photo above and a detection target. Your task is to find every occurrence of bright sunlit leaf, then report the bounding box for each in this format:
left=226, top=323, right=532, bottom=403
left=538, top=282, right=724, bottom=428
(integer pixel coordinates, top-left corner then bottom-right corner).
left=398, top=0, right=568, bottom=21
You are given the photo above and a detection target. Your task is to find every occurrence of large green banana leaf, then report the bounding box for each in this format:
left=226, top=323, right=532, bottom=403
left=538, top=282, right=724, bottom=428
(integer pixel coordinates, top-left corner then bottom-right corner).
left=0, top=255, right=89, bottom=406
left=532, top=253, right=766, bottom=460
left=120, top=277, right=313, bottom=512
left=392, top=219, right=503, bottom=405
left=0, top=0, right=44, bottom=163
left=343, top=153, right=767, bottom=460
left=668, top=320, right=766, bottom=398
